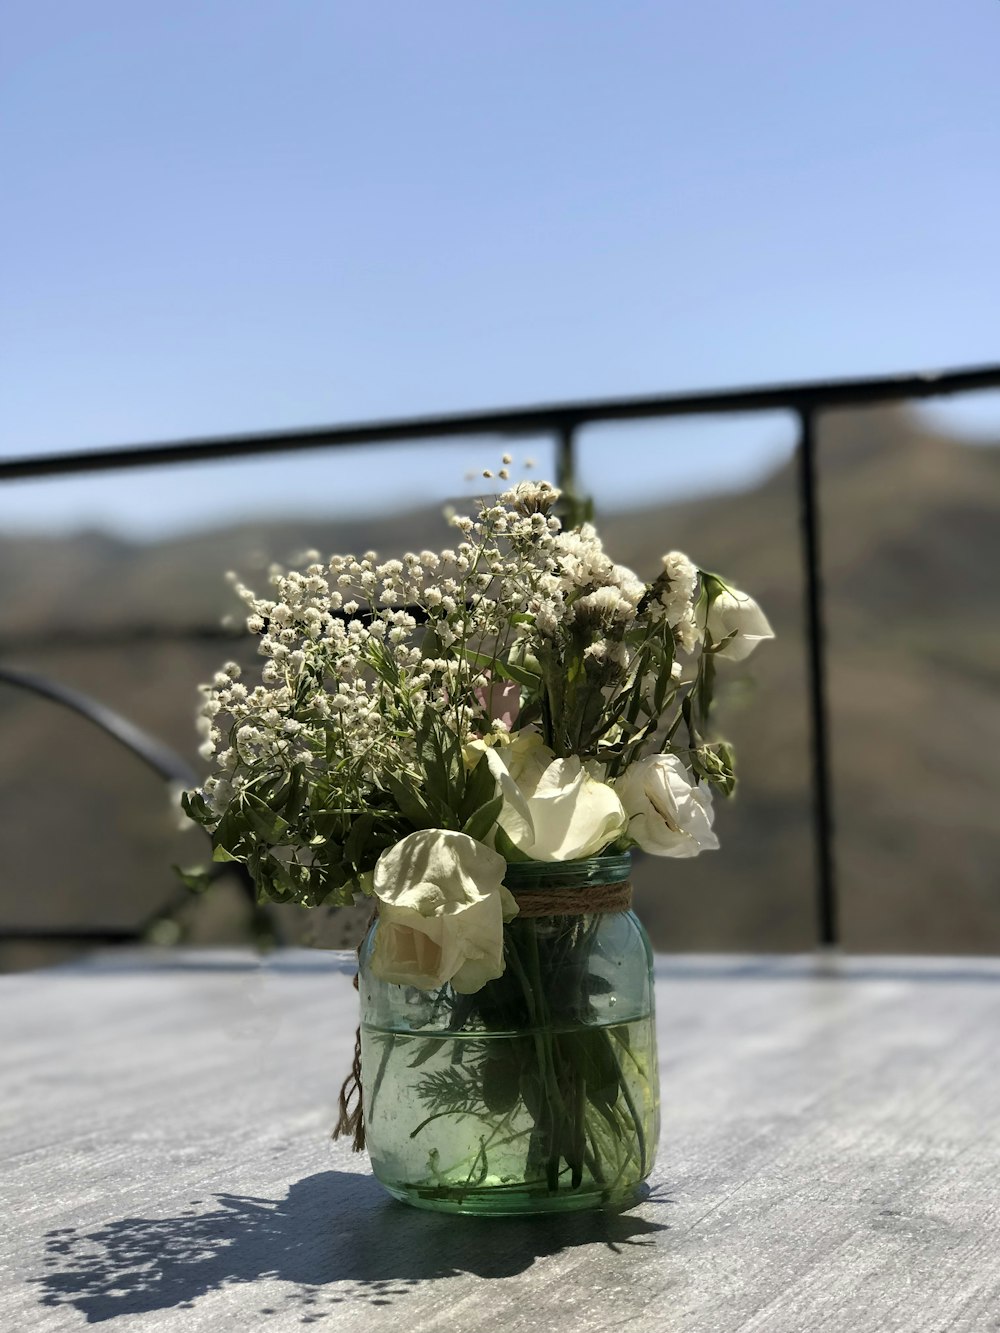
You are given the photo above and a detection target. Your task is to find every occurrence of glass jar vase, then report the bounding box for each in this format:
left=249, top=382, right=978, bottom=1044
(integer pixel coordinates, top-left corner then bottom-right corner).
left=358, top=853, right=659, bottom=1215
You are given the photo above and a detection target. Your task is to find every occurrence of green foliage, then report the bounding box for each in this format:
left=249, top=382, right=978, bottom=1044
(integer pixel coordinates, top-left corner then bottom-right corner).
left=466, top=647, right=542, bottom=693
left=461, top=795, right=504, bottom=843
left=171, top=865, right=214, bottom=894
left=181, top=720, right=505, bottom=911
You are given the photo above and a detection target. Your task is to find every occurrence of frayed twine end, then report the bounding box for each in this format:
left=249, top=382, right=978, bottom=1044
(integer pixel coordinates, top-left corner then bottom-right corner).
left=332, top=1020, right=366, bottom=1153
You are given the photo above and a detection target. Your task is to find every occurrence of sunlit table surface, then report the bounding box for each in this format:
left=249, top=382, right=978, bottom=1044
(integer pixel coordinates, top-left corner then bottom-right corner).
left=3, top=949, right=1000, bottom=1333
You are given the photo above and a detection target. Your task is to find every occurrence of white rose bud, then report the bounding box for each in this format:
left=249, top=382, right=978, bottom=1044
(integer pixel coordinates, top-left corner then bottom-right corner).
left=485, top=742, right=628, bottom=862
left=616, top=754, right=719, bottom=859
left=704, top=583, right=775, bottom=662
left=371, top=830, right=518, bottom=994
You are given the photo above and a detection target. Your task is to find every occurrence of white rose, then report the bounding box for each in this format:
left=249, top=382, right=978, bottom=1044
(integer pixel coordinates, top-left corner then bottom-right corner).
left=615, top=754, right=719, bottom=858
left=485, top=742, right=628, bottom=862
left=704, top=583, right=774, bottom=662
left=370, top=830, right=518, bottom=994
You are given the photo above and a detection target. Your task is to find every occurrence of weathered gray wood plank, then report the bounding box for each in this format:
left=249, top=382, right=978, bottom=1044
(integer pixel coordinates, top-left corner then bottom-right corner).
left=3, top=952, right=999, bottom=1332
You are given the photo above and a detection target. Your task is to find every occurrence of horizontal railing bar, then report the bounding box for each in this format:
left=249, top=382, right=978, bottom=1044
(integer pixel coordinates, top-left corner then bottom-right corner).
left=3, top=363, right=999, bottom=482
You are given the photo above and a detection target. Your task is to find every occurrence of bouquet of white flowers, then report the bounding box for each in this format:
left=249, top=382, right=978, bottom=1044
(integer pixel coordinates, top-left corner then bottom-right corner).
left=184, top=469, right=772, bottom=1213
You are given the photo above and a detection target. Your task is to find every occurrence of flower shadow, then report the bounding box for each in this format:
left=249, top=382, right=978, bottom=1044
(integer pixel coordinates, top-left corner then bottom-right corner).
left=33, top=1170, right=670, bottom=1324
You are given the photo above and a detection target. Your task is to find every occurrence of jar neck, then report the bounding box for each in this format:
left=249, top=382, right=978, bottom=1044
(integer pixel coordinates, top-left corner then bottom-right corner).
left=502, top=852, right=631, bottom=893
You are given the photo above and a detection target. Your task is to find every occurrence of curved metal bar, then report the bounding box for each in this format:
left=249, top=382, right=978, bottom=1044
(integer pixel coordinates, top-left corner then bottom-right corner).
left=0, top=664, right=197, bottom=787
left=0, top=665, right=267, bottom=946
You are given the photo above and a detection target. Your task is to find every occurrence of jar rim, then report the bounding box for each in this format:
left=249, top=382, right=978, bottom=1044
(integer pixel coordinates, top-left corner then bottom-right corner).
left=502, top=851, right=631, bottom=890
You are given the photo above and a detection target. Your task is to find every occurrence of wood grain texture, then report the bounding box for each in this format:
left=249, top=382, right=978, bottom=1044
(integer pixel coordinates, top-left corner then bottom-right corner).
left=3, top=951, right=1000, bottom=1333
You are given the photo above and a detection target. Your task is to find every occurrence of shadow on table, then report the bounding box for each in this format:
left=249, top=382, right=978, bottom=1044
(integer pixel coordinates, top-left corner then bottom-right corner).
left=33, top=1170, right=669, bottom=1323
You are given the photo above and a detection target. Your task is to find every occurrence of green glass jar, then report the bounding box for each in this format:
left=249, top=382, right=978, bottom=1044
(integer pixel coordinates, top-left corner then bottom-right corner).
left=358, top=853, right=660, bottom=1215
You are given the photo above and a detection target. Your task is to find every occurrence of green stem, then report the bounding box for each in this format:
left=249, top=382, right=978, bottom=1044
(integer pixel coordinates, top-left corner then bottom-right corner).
left=515, top=922, right=577, bottom=1190
left=603, top=1034, right=648, bottom=1177
left=366, top=1031, right=396, bottom=1124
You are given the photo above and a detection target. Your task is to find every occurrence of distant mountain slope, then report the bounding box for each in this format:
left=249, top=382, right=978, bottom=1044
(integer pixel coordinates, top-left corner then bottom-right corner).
left=2, top=406, right=998, bottom=964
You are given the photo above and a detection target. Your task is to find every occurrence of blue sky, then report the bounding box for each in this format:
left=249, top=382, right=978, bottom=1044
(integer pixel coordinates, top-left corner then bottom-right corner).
left=2, top=0, right=999, bottom=537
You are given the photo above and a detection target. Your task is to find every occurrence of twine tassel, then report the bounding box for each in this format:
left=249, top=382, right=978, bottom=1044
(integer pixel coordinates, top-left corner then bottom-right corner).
left=332, top=1022, right=366, bottom=1152
left=332, top=972, right=366, bottom=1152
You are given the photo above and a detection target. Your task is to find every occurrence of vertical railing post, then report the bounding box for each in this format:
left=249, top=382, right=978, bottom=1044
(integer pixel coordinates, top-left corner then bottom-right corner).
left=796, top=407, right=839, bottom=948
left=555, top=421, right=592, bottom=529
left=555, top=422, right=576, bottom=496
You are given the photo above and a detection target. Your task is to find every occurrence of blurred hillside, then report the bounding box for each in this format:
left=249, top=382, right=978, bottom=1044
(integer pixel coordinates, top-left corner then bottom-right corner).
left=2, top=406, right=998, bottom=966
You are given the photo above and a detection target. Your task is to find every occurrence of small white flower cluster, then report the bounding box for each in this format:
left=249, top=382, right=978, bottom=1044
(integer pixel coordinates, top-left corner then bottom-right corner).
left=654, top=550, right=700, bottom=652
left=194, top=479, right=573, bottom=821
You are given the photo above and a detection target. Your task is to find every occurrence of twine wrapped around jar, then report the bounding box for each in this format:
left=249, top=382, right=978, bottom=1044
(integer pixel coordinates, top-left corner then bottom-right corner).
left=510, top=879, right=632, bottom=917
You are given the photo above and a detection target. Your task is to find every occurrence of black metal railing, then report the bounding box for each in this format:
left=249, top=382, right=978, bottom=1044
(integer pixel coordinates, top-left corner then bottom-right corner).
left=4, top=362, right=1000, bottom=951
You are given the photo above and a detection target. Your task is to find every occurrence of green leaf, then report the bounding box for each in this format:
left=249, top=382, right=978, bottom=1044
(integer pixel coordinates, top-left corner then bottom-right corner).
left=180, top=789, right=213, bottom=826
left=586, top=973, right=615, bottom=995
left=344, top=811, right=379, bottom=870
left=494, top=824, right=530, bottom=863
left=482, top=1053, right=521, bottom=1114
left=172, top=864, right=213, bottom=893
left=385, top=770, right=437, bottom=830
left=280, top=764, right=307, bottom=824
left=414, top=711, right=464, bottom=818
left=212, top=844, right=246, bottom=864
left=680, top=694, right=699, bottom=750
left=240, top=792, right=290, bottom=842
left=305, top=853, right=353, bottom=907
left=458, top=751, right=498, bottom=824
left=695, top=651, right=716, bottom=725
left=406, top=1037, right=443, bottom=1070
left=652, top=637, right=676, bottom=717
left=706, top=628, right=739, bottom=657
left=253, top=852, right=301, bottom=904
left=420, top=623, right=442, bottom=659
left=699, top=570, right=728, bottom=605
left=466, top=648, right=541, bottom=693
left=516, top=697, right=543, bottom=728
left=212, top=804, right=252, bottom=859
left=310, top=808, right=349, bottom=842
left=460, top=794, right=503, bottom=843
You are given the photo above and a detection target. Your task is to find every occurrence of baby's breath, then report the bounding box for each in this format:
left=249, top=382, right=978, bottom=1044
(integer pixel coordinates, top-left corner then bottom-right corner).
left=184, top=477, right=758, bottom=910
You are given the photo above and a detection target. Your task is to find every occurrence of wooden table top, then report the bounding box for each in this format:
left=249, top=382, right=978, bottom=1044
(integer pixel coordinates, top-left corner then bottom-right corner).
left=3, top=950, right=999, bottom=1332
